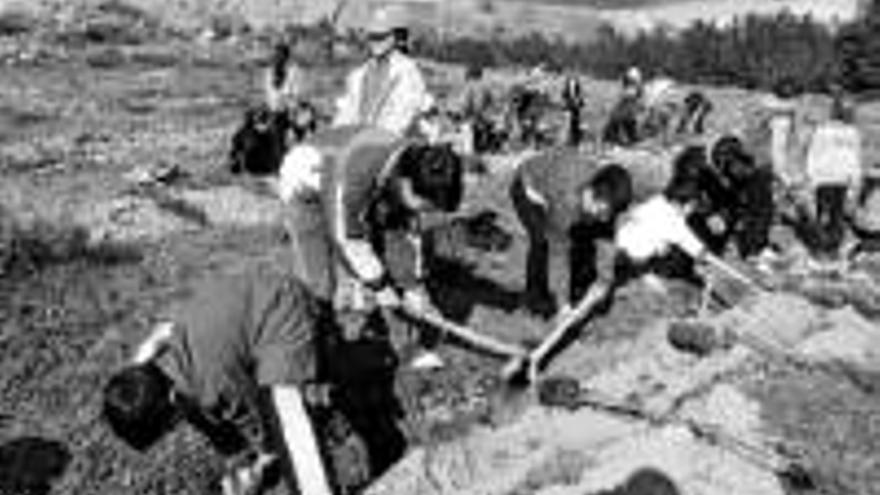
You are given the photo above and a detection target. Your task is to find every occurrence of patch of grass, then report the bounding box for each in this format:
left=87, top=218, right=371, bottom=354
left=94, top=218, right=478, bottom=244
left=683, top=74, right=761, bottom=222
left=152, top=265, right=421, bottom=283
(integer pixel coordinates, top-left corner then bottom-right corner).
left=0, top=10, right=37, bottom=37
left=0, top=210, right=142, bottom=277
left=128, top=49, right=182, bottom=68
left=84, top=47, right=128, bottom=69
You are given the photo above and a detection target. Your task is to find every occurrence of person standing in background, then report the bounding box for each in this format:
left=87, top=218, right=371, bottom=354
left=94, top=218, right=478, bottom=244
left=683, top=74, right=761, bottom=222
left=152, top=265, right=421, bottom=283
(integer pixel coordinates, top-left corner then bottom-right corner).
left=332, top=6, right=435, bottom=138
left=759, top=77, right=805, bottom=188
left=802, top=93, right=863, bottom=263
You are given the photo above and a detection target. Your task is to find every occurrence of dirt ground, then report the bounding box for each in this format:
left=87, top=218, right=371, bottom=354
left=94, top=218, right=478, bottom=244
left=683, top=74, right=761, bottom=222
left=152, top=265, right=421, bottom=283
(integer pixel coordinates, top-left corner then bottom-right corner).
left=3, top=23, right=880, bottom=495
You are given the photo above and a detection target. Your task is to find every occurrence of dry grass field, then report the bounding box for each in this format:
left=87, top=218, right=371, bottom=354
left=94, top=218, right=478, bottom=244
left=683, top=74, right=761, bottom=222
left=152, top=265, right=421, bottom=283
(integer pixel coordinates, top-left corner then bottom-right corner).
left=2, top=6, right=880, bottom=495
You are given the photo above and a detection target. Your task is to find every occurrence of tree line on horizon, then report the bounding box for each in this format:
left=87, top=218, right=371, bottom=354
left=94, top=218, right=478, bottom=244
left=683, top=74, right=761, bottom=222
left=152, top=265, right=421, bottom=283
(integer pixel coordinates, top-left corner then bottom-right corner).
left=409, top=0, right=880, bottom=95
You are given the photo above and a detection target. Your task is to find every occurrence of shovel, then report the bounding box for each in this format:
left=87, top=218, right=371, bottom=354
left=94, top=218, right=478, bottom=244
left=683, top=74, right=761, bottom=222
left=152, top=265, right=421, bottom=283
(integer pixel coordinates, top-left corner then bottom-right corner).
left=500, top=252, right=762, bottom=387
left=500, top=279, right=613, bottom=386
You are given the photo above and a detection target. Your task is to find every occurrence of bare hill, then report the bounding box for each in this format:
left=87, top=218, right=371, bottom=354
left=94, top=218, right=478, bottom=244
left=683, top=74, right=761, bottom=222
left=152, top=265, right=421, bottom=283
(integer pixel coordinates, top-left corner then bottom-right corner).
left=0, top=0, right=865, bottom=43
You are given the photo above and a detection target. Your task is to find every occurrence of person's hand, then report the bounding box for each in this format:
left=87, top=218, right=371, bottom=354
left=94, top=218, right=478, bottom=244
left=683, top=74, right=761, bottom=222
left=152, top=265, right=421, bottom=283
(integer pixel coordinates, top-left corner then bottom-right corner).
left=402, top=288, right=432, bottom=315
left=221, top=452, right=277, bottom=495
left=333, top=277, right=372, bottom=313
left=374, top=286, right=401, bottom=309
left=132, top=321, right=174, bottom=364
left=706, top=214, right=727, bottom=236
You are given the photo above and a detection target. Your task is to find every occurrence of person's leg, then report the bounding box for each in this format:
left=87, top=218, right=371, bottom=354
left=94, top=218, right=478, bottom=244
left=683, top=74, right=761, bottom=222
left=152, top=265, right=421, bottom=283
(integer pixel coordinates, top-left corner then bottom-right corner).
left=510, top=177, right=553, bottom=313
left=329, top=312, right=406, bottom=479
left=816, top=184, right=848, bottom=258
left=735, top=175, right=775, bottom=259
left=569, top=109, right=583, bottom=147
left=569, top=224, right=598, bottom=305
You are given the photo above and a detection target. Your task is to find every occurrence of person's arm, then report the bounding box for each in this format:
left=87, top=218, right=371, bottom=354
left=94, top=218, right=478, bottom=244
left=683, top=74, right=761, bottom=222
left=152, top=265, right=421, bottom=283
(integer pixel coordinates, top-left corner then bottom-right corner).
left=330, top=176, right=386, bottom=285
left=132, top=321, right=175, bottom=364
left=270, top=385, right=334, bottom=495
left=667, top=210, right=709, bottom=261
left=264, top=68, right=282, bottom=111
left=332, top=69, right=361, bottom=128
left=381, top=60, right=434, bottom=136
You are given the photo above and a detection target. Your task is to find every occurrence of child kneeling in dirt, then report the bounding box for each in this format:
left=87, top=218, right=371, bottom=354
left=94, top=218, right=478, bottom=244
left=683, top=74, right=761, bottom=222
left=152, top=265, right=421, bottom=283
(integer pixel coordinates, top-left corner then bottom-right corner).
left=103, top=263, right=336, bottom=495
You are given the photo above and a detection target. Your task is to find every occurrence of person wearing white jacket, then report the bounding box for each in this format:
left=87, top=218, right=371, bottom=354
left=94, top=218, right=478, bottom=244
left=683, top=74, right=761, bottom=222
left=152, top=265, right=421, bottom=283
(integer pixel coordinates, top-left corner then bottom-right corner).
left=802, top=95, right=862, bottom=260
left=332, top=6, right=435, bottom=138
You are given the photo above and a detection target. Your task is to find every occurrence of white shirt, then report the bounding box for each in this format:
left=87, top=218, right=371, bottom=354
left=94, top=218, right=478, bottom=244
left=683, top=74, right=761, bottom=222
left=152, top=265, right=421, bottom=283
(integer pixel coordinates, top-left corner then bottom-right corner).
left=615, top=195, right=705, bottom=262
left=805, top=121, right=862, bottom=187
left=333, top=51, right=434, bottom=137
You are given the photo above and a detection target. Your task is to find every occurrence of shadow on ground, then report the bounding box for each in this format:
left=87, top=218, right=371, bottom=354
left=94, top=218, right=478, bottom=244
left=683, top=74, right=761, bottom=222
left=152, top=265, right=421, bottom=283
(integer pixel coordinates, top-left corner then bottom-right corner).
left=426, top=256, right=521, bottom=323
left=0, top=436, right=71, bottom=495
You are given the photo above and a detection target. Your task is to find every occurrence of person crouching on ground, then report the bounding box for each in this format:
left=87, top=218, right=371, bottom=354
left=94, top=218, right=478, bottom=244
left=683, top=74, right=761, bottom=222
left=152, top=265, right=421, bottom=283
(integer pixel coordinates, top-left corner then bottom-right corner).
left=510, top=148, right=634, bottom=317
left=609, top=168, right=757, bottom=310
left=692, top=135, right=776, bottom=267
left=103, top=264, right=335, bottom=495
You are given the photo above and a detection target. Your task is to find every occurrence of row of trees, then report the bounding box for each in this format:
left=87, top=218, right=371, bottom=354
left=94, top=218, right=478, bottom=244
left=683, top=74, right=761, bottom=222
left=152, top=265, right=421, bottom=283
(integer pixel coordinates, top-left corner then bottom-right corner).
left=411, top=0, right=880, bottom=95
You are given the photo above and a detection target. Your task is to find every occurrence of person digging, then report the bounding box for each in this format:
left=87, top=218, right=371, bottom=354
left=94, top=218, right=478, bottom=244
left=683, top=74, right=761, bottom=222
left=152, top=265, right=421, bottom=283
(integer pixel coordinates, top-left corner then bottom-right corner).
left=103, top=264, right=338, bottom=495
left=504, top=170, right=758, bottom=385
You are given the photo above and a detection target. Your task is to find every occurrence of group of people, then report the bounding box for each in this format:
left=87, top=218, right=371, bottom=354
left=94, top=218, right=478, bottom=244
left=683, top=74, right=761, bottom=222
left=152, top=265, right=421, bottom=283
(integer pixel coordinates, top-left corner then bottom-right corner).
left=103, top=6, right=466, bottom=495
left=101, top=6, right=880, bottom=495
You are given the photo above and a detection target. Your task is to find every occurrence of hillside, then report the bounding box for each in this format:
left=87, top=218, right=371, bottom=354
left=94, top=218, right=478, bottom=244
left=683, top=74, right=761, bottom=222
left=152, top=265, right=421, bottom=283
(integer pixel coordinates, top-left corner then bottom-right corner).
left=0, top=0, right=863, bottom=42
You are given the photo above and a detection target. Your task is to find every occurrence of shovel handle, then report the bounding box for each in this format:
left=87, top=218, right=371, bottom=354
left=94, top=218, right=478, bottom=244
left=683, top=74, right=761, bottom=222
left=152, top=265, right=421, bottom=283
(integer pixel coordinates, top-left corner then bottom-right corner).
left=397, top=306, right=526, bottom=360
left=703, top=253, right=766, bottom=293
left=531, top=281, right=610, bottom=367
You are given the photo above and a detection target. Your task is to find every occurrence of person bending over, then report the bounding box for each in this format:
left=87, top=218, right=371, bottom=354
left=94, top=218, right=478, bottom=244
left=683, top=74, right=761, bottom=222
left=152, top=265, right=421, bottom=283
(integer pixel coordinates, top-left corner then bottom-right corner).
left=511, top=148, right=634, bottom=317
left=103, top=264, right=335, bottom=495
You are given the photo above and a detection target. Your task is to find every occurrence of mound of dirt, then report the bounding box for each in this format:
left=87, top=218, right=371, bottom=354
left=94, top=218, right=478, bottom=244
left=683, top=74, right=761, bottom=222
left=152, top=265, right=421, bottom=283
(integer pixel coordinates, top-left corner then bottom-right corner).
left=368, top=287, right=880, bottom=495
left=368, top=391, right=783, bottom=495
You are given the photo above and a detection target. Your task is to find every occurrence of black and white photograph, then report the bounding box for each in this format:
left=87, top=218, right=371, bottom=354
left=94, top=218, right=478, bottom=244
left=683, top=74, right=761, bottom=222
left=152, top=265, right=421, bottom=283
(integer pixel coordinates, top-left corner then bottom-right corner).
left=1, top=0, right=880, bottom=493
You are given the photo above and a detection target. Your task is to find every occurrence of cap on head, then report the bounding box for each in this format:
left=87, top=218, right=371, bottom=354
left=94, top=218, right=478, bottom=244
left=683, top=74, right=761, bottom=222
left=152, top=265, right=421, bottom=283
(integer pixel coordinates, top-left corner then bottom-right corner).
left=365, top=5, right=407, bottom=36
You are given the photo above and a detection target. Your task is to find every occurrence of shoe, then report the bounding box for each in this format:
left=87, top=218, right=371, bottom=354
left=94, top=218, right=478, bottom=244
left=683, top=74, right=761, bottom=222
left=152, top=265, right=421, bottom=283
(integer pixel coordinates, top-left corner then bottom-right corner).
left=410, top=351, right=445, bottom=370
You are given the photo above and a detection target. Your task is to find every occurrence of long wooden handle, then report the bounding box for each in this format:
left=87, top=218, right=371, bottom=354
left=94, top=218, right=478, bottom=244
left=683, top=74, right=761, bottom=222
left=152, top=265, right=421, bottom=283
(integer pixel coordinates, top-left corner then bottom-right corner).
left=703, top=253, right=766, bottom=293
left=397, top=306, right=526, bottom=359
left=530, top=281, right=611, bottom=366
left=501, top=283, right=611, bottom=385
